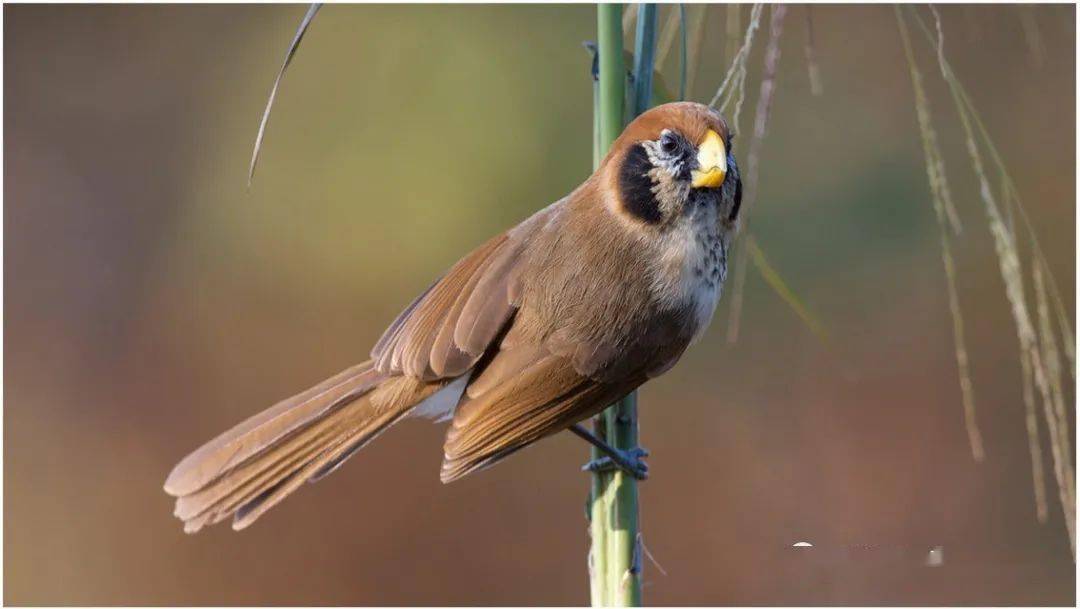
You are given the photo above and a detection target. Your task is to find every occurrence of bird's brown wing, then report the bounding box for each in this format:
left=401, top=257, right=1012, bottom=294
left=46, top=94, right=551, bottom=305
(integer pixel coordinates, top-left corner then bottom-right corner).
left=370, top=205, right=558, bottom=381
left=441, top=349, right=643, bottom=482
left=370, top=197, right=696, bottom=482
left=439, top=306, right=694, bottom=482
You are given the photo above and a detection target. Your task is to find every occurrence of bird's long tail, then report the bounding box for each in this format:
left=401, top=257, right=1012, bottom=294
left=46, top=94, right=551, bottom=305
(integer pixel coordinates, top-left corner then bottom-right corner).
left=164, top=361, right=442, bottom=532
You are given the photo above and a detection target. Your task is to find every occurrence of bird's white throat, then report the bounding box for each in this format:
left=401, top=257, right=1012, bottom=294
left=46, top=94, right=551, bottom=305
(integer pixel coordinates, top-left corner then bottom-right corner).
left=649, top=203, right=726, bottom=341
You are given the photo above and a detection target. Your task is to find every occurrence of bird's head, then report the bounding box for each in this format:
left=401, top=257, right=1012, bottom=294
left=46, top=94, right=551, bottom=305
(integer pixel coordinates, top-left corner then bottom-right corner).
left=602, top=102, right=741, bottom=229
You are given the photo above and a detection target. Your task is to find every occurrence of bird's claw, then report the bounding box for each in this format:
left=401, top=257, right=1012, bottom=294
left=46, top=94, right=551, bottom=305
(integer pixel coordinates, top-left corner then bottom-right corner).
left=582, top=447, right=650, bottom=480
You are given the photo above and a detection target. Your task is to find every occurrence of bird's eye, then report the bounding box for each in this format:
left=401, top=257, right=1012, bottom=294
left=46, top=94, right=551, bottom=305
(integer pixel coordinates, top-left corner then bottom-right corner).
left=660, top=133, right=679, bottom=155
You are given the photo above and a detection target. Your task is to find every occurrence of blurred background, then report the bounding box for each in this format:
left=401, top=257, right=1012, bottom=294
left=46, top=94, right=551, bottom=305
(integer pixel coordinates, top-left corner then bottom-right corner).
left=4, top=3, right=1075, bottom=605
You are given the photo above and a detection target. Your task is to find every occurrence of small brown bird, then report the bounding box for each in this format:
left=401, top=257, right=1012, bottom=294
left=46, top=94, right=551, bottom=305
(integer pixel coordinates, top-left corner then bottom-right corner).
left=165, top=101, right=742, bottom=532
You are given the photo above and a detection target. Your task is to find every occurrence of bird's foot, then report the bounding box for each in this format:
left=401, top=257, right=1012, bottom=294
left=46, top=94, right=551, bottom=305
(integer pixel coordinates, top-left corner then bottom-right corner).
left=569, top=423, right=650, bottom=480
left=581, top=446, right=650, bottom=480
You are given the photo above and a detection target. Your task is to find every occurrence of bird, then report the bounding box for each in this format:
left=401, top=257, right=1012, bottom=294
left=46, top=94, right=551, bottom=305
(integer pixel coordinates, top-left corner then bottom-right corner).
left=164, top=101, right=743, bottom=533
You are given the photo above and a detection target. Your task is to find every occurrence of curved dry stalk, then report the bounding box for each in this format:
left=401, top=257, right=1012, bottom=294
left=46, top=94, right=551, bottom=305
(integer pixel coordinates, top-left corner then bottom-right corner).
left=1034, top=261, right=1073, bottom=513
left=745, top=235, right=828, bottom=343
left=909, top=5, right=1074, bottom=556
left=708, top=3, right=764, bottom=131
left=1053, top=288, right=1075, bottom=378
left=725, top=244, right=749, bottom=344
left=725, top=4, right=787, bottom=343
left=895, top=6, right=982, bottom=462
left=248, top=3, right=322, bottom=187
left=803, top=6, right=823, bottom=96
left=715, top=4, right=827, bottom=346
left=958, top=90, right=1075, bottom=377
left=1021, top=352, right=1050, bottom=522
left=743, top=4, right=786, bottom=221
left=924, top=15, right=1075, bottom=368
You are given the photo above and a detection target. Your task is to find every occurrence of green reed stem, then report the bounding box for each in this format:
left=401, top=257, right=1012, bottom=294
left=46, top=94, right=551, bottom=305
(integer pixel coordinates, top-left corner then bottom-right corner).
left=587, top=4, right=654, bottom=606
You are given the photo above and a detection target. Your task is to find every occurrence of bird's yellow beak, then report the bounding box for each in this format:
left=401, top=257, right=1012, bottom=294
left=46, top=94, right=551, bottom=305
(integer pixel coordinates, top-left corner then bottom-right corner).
left=690, top=129, right=727, bottom=189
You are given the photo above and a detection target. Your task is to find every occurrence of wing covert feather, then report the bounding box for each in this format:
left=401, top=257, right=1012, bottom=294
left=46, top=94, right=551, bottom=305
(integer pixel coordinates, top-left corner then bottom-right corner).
left=371, top=233, right=508, bottom=379
left=442, top=352, right=641, bottom=482
left=370, top=204, right=559, bottom=383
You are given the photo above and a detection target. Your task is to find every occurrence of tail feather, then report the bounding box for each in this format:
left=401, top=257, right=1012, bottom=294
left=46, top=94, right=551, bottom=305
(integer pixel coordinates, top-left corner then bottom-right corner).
left=165, top=365, right=459, bottom=532
left=165, top=361, right=382, bottom=497
left=307, top=416, right=393, bottom=483
left=170, top=391, right=382, bottom=533
left=172, top=417, right=339, bottom=522
left=230, top=403, right=411, bottom=530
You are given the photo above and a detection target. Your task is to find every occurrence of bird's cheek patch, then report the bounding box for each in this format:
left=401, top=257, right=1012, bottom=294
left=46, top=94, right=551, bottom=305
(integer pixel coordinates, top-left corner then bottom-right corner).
left=618, top=144, right=663, bottom=224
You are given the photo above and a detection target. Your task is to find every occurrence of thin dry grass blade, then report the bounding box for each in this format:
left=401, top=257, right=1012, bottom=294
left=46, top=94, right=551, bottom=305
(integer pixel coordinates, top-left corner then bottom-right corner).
left=1021, top=352, right=1050, bottom=522
left=725, top=5, right=787, bottom=343
left=895, top=6, right=981, bottom=461
left=920, top=11, right=1072, bottom=367
left=249, top=3, right=322, bottom=187
left=708, top=3, right=764, bottom=131
left=725, top=241, right=749, bottom=344
left=1031, top=343, right=1075, bottom=555
left=1053, top=286, right=1075, bottom=377
left=911, top=5, right=1073, bottom=556
left=803, top=6, right=823, bottom=96
left=742, top=4, right=786, bottom=221
left=1034, top=261, right=1073, bottom=509
left=919, top=15, right=1075, bottom=366
left=945, top=30, right=1075, bottom=381
left=937, top=225, right=982, bottom=461
left=746, top=235, right=828, bottom=344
